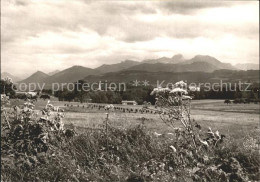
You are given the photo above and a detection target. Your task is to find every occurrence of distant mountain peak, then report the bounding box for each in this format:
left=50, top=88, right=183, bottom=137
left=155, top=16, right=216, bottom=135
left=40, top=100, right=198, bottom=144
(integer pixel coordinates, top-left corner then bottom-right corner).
left=19, top=65, right=99, bottom=87
left=123, top=59, right=135, bottom=62
left=1, top=72, right=21, bottom=83
left=35, top=70, right=46, bottom=74
left=95, top=60, right=140, bottom=74
left=43, top=65, right=99, bottom=85
left=142, top=54, right=185, bottom=64
left=19, top=71, right=49, bottom=84
left=193, top=54, right=217, bottom=59
left=127, top=54, right=237, bottom=72
left=172, top=54, right=184, bottom=59
left=235, top=63, right=259, bottom=70
left=160, top=56, right=168, bottom=59
left=71, top=65, right=84, bottom=68
left=178, top=55, right=236, bottom=70
left=48, top=69, right=60, bottom=76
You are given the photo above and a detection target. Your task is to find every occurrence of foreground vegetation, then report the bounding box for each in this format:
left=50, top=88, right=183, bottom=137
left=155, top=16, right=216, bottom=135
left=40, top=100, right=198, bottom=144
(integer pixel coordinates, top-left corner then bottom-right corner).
left=1, top=89, right=260, bottom=181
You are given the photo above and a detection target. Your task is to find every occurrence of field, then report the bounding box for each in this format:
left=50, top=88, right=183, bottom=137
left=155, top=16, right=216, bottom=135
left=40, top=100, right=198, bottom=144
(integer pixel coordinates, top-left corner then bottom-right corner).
left=4, top=98, right=259, bottom=181
left=9, top=99, right=260, bottom=140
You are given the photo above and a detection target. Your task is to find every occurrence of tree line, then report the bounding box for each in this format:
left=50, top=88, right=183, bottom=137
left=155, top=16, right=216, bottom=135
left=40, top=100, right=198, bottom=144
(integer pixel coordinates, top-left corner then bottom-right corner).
left=1, top=79, right=259, bottom=104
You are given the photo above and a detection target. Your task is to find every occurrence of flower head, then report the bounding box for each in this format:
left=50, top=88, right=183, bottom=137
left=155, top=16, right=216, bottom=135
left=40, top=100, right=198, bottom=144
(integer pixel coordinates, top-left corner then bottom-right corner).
left=169, top=145, right=177, bottom=152
left=174, top=80, right=187, bottom=88
left=151, top=87, right=171, bottom=95
left=170, top=88, right=188, bottom=95
left=181, top=95, right=192, bottom=100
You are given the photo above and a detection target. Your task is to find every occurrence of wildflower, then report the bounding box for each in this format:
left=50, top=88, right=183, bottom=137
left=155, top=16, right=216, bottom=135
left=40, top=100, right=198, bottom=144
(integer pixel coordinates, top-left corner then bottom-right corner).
left=47, top=104, right=54, bottom=108
left=215, top=130, right=220, bottom=139
left=199, top=139, right=209, bottom=147
left=24, top=102, right=35, bottom=109
left=154, top=132, right=162, bottom=137
left=169, top=145, right=177, bottom=152
left=39, top=133, right=48, bottom=143
left=173, top=127, right=182, bottom=132
left=54, top=106, right=59, bottom=112
left=40, top=117, right=47, bottom=121
left=23, top=107, right=33, bottom=112
left=4, top=76, right=13, bottom=84
left=207, top=127, right=215, bottom=138
left=150, top=87, right=171, bottom=95
left=197, top=134, right=209, bottom=147
left=181, top=95, right=192, bottom=100
left=173, top=80, right=187, bottom=88
left=170, top=88, right=188, bottom=95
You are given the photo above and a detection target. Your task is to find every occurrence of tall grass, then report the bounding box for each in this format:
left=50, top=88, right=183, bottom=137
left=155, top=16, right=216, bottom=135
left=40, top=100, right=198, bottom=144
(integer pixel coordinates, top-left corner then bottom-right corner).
left=1, top=96, right=259, bottom=181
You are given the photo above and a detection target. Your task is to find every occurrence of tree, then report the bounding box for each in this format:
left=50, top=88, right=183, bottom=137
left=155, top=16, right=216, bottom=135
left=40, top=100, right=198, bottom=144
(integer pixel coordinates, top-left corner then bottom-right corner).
left=0, top=78, right=16, bottom=98
left=224, top=99, right=231, bottom=105
left=40, top=94, right=51, bottom=100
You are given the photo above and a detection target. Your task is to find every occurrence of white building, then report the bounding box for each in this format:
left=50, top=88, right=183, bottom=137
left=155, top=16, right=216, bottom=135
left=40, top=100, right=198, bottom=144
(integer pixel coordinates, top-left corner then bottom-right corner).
left=122, top=100, right=137, bottom=105
left=16, top=91, right=37, bottom=97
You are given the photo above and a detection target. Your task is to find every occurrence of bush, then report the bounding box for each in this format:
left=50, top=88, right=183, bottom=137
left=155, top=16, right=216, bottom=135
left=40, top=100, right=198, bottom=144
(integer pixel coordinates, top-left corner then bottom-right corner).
left=224, top=99, right=231, bottom=104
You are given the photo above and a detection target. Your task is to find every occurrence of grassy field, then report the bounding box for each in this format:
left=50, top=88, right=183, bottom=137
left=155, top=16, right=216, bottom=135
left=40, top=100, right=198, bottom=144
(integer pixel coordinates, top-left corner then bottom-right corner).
left=4, top=99, right=260, bottom=181
left=63, top=102, right=259, bottom=140
left=9, top=99, right=259, bottom=140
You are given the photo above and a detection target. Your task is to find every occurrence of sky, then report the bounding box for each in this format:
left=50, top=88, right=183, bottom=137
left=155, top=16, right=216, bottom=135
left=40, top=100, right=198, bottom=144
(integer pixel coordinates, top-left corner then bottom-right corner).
left=1, top=0, right=259, bottom=78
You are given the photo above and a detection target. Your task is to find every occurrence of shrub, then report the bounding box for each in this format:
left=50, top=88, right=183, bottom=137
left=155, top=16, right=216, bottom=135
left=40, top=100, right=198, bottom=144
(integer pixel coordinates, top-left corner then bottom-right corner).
left=224, top=99, right=231, bottom=104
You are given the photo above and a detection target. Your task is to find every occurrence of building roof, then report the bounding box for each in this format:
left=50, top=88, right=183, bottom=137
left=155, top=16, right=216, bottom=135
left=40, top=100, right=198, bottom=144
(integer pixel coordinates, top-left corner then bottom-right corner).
left=122, top=100, right=137, bottom=103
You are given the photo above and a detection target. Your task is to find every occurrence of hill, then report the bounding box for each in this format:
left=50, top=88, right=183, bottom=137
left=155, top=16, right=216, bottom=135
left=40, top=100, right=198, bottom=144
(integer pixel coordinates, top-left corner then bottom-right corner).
left=126, top=61, right=220, bottom=73
left=95, top=60, right=140, bottom=73
left=143, top=54, right=185, bottom=64
left=84, top=69, right=259, bottom=86
left=17, top=66, right=100, bottom=89
left=181, top=55, right=236, bottom=70
left=235, top=63, right=259, bottom=70
left=129, top=55, right=237, bottom=73
left=1, top=72, right=21, bottom=83
left=19, top=71, right=49, bottom=84
left=44, top=65, right=100, bottom=84
left=48, top=70, right=60, bottom=76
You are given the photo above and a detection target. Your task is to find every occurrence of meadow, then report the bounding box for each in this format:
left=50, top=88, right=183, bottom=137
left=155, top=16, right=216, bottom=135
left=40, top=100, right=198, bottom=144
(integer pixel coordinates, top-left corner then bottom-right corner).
left=3, top=98, right=259, bottom=181
left=15, top=100, right=255, bottom=133
left=9, top=98, right=260, bottom=141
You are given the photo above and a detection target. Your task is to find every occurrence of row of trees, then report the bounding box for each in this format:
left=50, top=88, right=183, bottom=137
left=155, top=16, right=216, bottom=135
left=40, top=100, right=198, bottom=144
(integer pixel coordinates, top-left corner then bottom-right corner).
left=191, top=85, right=259, bottom=101
left=1, top=78, right=259, bottom=104
left=54, top=83, right=156, bottom=104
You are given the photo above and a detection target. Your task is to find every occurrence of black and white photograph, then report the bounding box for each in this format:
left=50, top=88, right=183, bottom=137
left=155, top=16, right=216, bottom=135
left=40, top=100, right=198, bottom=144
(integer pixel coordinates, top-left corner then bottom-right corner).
left=1, top=0, right=259, bottom=181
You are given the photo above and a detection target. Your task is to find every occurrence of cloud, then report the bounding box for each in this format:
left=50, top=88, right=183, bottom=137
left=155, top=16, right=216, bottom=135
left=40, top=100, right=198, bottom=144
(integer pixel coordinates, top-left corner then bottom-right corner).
left=157, top=1, right=236, bottom=14
left=1, top=0, right=259, bottom=77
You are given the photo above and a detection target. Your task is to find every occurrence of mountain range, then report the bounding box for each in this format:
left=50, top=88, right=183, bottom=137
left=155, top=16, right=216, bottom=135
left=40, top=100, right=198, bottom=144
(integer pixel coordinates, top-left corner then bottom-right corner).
left=83, top=69, right=259, bottom=86
left=2, top=54, right=259, bottom=88
left=95, top=60, right=140, bottom=74
left=20, top=71, right=49, bottom=84
left=48, top=70, right=60, bottom=76
left=17, top=66, right=100, bottom=86
left=1, top=72, right=21, bottom=83
left=235, top=63, right=259, bottom=70
left=143, top=54, right=185, bottom=64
